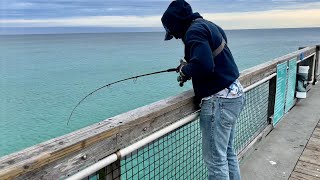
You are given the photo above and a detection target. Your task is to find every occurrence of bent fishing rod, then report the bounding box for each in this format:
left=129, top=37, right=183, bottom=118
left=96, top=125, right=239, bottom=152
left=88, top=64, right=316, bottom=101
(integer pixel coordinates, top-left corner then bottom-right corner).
left=67, top=67, right=177, bottom=125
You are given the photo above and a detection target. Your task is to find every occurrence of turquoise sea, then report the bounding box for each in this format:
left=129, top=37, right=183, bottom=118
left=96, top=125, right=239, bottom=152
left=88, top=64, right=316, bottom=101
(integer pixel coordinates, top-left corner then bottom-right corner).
left=1, top=27, right=320, bottom=157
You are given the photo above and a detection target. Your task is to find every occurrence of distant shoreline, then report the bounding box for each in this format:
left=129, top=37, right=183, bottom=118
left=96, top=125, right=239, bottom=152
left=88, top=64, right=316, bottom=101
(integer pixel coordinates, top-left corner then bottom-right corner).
left=1, top=26, right=319, bottom=36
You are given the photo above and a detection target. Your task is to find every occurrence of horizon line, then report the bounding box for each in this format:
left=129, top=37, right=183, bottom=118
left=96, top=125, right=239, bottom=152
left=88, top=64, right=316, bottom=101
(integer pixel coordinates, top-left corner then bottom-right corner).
left=1, top=26, right=320, bottom=36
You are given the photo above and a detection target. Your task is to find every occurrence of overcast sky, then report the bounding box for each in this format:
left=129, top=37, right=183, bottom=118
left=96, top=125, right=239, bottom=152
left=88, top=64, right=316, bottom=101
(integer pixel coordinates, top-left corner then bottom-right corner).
left=1, top=0, right=320, bottom=33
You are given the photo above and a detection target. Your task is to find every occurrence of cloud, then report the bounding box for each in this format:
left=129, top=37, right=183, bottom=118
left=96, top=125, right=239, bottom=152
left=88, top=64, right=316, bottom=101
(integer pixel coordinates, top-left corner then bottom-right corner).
left=3, top=2, right=35, bottom=10
left=3, top=0, right=320, bottom=19
left=204, top=9, right=320, bottom=29
left=0, top=15, right=161, bottom=27
left=2, top=7, right=320, bottom=30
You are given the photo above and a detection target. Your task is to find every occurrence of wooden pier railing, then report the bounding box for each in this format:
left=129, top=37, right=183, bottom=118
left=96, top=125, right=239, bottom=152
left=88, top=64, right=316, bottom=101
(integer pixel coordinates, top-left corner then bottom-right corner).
left=0, top=45, right=319, bottom=180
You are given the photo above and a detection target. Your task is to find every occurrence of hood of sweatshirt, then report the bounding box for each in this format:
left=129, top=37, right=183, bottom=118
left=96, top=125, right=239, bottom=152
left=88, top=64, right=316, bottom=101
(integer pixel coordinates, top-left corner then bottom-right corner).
left=161, top=0, right=202, bottom=40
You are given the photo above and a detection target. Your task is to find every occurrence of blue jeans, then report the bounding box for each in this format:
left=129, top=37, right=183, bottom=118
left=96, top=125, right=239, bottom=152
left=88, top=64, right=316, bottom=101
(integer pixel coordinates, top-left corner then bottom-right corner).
left=200, top=96, right=245, bottom=180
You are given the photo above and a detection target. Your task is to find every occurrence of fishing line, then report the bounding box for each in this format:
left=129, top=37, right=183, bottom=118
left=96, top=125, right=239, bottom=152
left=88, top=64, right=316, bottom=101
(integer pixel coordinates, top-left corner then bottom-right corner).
left=67, top=68, right=177, bottom=125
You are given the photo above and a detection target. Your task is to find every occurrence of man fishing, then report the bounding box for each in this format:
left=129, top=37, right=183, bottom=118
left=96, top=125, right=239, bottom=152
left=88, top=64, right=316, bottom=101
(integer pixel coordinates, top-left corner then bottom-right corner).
left=161, top=1, right=245, bottom=179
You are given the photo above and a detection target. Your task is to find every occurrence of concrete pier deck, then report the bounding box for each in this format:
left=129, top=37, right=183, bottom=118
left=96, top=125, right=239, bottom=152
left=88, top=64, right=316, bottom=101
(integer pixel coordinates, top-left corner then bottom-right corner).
left=240, top=83, right=320, bottom=180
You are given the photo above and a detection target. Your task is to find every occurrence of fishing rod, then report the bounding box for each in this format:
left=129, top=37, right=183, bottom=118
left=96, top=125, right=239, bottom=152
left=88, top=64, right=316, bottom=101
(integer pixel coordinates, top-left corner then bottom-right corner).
left=67, top=67, right=177, bottom=125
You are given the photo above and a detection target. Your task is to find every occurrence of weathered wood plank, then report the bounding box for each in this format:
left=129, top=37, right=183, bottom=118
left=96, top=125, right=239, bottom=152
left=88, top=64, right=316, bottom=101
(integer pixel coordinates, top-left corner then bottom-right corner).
left=290, top=171, right=320, bottom=180
left=116, top=97, right=198, bottom=149
left=300, top=148, right=320, bottom=166
left=1, top=122, right=119, bottom=180
left=17, top=134, right=118, bottom=180
left=306, top=137, right=320, bottom=152
left=293, top=161, right=320, bottom=179
left=289, top=177, right=302, bottom=180
left=0, top=46, right=317, bottom=180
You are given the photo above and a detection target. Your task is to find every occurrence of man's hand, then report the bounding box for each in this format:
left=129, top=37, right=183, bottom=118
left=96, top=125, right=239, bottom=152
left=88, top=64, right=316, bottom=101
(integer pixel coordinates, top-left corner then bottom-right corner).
left=177, top=74, right=189, bottom=87
left=176, top=59, right=190, bottom=87
left=176, top=59, right=187, bottom=73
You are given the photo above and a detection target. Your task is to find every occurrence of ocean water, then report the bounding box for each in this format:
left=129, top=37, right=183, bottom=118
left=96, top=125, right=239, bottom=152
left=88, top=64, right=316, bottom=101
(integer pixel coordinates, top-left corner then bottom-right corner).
left=1, top=28, right=320, bottom=157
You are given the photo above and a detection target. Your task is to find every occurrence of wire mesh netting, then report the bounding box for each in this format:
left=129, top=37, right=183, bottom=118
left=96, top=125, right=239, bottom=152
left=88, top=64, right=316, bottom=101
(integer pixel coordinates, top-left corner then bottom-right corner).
left=85, top=80, right=270, bottom=180
left=234, top=81, right=269, bottom=154
left=121, top=119, right=206, bottom=180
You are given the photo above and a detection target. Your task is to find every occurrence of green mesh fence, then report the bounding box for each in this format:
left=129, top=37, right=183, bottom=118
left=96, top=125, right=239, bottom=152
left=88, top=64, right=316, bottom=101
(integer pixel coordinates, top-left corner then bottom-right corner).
left=85, top=80, right=270, bottom=180
left=121, top=119, right=206, bottom=180
left=235, top=81, right=269, bottom=154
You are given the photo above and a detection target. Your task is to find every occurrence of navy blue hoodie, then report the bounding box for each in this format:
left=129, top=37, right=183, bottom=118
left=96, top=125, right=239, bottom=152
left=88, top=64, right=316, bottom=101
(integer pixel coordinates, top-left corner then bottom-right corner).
left=162, top=0, right=240, bottom=101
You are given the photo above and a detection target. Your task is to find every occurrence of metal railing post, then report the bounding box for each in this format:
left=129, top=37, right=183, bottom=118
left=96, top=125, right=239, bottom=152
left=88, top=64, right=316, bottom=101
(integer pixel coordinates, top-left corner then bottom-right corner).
left=315, top=45, right=320, bottom=82
left=268, top=76, right=277, bottom=125
left=105, top=160, right=121, bottom=180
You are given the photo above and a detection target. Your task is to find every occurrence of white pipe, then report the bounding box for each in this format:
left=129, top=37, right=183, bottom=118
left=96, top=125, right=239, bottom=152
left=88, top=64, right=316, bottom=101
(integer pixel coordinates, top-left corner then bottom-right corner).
left=243, top=73, right=276, bottom=93
left=297, top=52, right=316, bottom=64
left=65, top=154, right=118, bottom=180
left=300, top=52, right=316, bottom=61
left=65, top=112, right=199, bottom=180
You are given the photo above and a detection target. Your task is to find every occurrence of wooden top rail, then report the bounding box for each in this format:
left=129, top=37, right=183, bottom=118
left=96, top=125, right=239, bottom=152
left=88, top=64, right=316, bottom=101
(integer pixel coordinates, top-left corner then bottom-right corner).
left=0, top=46, right=317, bottom=180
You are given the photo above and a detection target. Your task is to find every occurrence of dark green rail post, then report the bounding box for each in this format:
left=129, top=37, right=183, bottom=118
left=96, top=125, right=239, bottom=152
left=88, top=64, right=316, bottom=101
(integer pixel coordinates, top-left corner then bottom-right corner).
left=96, top=160, right=121, bottom=180
left=105, top=159, right=121, bottom=180
left=268, top=76, right=277, bottom=125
